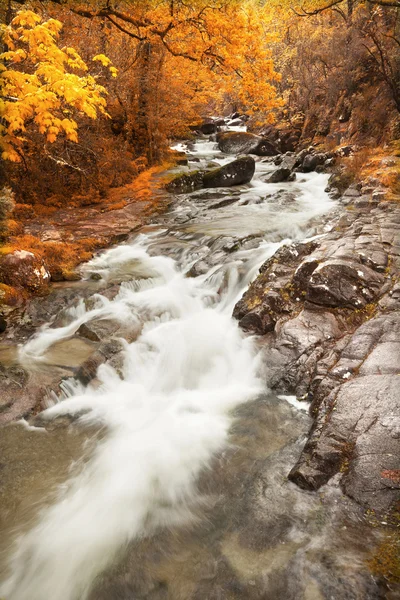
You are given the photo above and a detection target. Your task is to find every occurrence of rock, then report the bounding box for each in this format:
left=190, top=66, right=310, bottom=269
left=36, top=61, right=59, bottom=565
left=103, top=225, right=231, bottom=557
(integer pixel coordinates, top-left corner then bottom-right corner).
left=0, top=315, right=6, bottom=333
left=202, top=157, right=256, bottom=188
left=171, top=150, right=188, bottom=166
left=292, top=258, right=319, bottom=293
left=0, top=363, right=73, bottom=424
left=77, top=319, right=140, bottom=344
left=266, top=167, right=292, bottom=183
left=77, top=320, right=121, bottom=343
left=216, top=132, right=277, bottom=156
left=76, top=338, right=125, bottom=385
left=0, top=251, right=51, bottom=293
left=208, top=197, right=239, bottom=210
left=301, top=153, right=327, bottom=173
left=237, top=291, right=284, bottom=335
left=227, top=119, right=243, bottom=127
left=306, top=260, right=385, bottom=309
left=165, top=171, right=204, bottom=194
left=199, top=122, right=218, bottom=135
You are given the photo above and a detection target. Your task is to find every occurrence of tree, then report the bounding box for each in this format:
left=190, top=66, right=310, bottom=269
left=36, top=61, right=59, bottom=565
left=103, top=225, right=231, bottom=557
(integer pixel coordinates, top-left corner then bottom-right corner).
left=0, top=9, right=116, bottom=162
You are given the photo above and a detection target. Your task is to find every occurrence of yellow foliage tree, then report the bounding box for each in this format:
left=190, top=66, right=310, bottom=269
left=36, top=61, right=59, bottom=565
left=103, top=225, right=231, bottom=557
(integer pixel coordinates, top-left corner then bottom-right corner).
left=0, top=10, right=117, bottom=162
left=61, top=0, right=282, bottom=116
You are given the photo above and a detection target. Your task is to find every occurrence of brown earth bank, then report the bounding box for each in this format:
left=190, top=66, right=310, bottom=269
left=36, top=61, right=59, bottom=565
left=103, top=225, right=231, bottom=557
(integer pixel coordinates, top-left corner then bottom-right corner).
left=0, top=162, right=174, bottom=322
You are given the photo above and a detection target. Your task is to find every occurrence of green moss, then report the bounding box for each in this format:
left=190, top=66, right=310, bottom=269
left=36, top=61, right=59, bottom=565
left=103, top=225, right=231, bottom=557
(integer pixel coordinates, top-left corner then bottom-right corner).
left=368, top=535, right=400, bottom=583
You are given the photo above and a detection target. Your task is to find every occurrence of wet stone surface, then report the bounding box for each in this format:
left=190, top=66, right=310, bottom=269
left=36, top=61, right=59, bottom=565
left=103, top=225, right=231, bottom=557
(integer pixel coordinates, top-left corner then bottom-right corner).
left=234, top=190, right=400, bottom=514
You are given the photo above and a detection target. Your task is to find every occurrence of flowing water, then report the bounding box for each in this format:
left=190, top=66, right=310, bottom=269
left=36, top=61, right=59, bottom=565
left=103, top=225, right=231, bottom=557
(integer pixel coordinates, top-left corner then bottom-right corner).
left=0, top=133, right=386, bottom=599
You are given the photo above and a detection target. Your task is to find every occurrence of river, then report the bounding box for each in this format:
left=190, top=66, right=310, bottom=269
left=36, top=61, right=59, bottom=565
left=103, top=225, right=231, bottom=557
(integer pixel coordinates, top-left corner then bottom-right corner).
left=0, top=129, right=385, bottom=599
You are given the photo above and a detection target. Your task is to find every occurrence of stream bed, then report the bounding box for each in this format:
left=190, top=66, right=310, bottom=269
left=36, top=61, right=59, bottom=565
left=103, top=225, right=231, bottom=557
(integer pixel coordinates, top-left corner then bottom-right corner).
left=0, top=133, right=387, bottom=599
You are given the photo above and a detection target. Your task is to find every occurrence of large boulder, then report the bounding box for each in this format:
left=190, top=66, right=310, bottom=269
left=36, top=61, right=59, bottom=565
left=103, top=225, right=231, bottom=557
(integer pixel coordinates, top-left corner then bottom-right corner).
left=166, top=157, right=256, bottom=194
left=0, top=250, right=50, bottom=293
left=300, top=153, right=327, bottom=173
left=165, top=171, right=204, bottom=194
left=306, top=260, right=385, bottom=309
left=216, top=132, right=277, bottom=156
left=202, top=156, right=256, bottom=188
left=199, top=122, right=218, bottom=135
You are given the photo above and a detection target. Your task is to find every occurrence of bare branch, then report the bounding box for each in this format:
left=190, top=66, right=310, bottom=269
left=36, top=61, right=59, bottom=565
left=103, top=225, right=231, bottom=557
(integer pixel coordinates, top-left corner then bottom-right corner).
left=292, top=0, right=345, bottom=17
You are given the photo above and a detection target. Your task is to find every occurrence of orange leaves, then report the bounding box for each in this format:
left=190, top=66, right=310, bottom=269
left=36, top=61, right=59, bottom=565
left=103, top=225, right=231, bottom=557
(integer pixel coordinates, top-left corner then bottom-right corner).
left=0, top=10, right=117, bottom=162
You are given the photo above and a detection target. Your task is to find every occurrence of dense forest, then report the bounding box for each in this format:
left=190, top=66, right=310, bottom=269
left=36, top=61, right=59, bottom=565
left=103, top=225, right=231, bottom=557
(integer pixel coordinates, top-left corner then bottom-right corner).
left=0, top=0, right=399, bottom=296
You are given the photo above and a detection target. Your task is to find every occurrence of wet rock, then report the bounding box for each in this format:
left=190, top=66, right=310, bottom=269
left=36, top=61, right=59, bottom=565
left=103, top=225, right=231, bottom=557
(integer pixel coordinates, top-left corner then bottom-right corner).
left=326, top=171, right=353, bottom=195
left=266, top=167, right=292, bottom=183
left=208, top=197, right=239, bottom=210
left=216, top=132, right=277, bottom=156
left=306, top=260, right=385, bottom=309
left=77, top=320, right=121, bottom=343
left=76, top=338, right=125, bottom=385
left=170, top=150, right=188, bottom=166
left=203, top=157, right=256, bottom=188
left=292, top=258, right=319, bottom=293
left=187, top=260, right=210, bottom=277
left=0, top=363, right=74, bottom=424
left=199, top=122, right=218, bottom=135
left=301, top=153, right=327, bottom=173
left=0, top=250, right=51, bottom=293
left=227, top=119, right=244, bottom=127
left=165, top=171, right=204, bottom=194
left=78, top=319, right=140, bottom=344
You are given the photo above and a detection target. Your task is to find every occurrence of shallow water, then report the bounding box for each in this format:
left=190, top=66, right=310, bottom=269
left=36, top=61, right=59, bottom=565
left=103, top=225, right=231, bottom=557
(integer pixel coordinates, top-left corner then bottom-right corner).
left=0, top=134, right=386, bottom=600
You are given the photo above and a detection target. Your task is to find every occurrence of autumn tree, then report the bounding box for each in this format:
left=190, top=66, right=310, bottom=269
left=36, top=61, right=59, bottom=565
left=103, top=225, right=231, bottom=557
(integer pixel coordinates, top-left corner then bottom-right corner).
left=262, top=0, right=400, bottom=145
left=0, top=9, right=116, bottom=164
left=16, top=1, right=282, bottom=157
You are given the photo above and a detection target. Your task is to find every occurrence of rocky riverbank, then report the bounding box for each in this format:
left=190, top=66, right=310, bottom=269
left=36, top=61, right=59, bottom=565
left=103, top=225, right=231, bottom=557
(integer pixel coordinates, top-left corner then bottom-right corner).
left=1, top=119, right=399, bottom=518
left=234, top=158, right=400, bottom=516
left=1, top=120, right=400, bottom=599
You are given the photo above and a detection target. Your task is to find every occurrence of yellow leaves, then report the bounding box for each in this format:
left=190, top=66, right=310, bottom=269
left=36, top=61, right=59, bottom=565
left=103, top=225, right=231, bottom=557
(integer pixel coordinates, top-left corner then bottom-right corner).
left=2, top=149, right=21, bottom=162
left=93, top=55, right=119, bottom=78
left=93, top=54, right=111, bottom=67
left=0, top=10, right=113, bottom=162
left=1, top=48, right=27, bottom=63
left=12, top=10, right=41, bottom=28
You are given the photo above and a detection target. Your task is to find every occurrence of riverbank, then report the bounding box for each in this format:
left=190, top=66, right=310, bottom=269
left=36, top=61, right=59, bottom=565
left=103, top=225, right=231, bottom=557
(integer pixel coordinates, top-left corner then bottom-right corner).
left=0, top=163, right=174, bottom=322
left=0, top=123, right=399, bottom=598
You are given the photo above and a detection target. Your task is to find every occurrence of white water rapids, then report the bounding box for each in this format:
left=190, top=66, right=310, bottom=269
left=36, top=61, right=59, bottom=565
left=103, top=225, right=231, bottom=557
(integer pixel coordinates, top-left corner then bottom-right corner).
left=1, top=136, right=337, bottom=600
